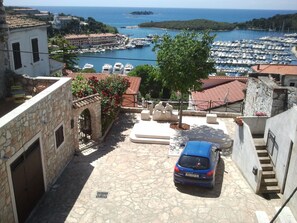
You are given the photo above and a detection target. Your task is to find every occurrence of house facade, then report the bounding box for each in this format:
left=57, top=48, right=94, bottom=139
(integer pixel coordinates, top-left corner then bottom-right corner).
left=6, top=15, right=64, bottom=77
left=0, top=77, right=77, bottom=223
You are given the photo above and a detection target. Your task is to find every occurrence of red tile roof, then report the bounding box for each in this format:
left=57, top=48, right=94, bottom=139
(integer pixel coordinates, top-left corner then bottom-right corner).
left=202, top=76, right=248, bottom=89
left=67, top=73, right=141, bottom=95
left=252, top=65, right=297, bottom=75
left=72, top=94, right=101, bottom=109
left=191, top=80, right=246, bottom=110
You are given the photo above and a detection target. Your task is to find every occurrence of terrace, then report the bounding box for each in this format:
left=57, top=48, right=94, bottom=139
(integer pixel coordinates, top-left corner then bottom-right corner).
left=0, top=75, right=57, bottom=119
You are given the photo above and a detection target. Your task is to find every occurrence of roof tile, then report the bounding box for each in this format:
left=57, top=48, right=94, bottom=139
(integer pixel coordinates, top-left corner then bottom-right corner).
left=6, top=15, right=47, bottom=29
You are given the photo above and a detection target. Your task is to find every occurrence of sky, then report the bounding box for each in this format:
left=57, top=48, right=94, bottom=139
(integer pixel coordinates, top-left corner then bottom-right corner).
left=3, top=0, right=297, bottom=10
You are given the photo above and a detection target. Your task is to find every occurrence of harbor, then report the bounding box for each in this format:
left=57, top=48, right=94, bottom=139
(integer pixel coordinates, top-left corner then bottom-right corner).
left=211, top=35, right=297, bottom=75
left=77, top=33, right=297, bottom=76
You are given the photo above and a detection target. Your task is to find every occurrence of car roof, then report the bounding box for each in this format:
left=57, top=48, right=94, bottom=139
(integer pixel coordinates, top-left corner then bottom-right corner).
left=182, top=141, right=213, bottom=157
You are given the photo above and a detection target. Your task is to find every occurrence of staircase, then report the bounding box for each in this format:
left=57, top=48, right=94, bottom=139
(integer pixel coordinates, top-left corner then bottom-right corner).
left=254, top=138, right=280, bottom=194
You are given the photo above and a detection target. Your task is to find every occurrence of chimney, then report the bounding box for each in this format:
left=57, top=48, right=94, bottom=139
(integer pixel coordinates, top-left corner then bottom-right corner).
left=257, top=64, right=260, bottom=71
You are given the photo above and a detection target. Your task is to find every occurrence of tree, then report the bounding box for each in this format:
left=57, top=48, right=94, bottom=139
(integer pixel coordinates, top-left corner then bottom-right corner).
left=128, top=65, right=168, bottom=99
left=153, top=31, right=215, bottom=127
left=49, top=36, right=78, bottom=70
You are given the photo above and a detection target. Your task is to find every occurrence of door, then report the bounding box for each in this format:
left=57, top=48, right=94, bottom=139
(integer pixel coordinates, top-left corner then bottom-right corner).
left=11, top=139, right=44, bottom=223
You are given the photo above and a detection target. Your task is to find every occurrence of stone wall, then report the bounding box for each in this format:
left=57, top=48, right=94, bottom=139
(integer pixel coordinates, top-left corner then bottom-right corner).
left=0, top=78, right=75, bottom=222
left=244, top=77, right=297, bottom=117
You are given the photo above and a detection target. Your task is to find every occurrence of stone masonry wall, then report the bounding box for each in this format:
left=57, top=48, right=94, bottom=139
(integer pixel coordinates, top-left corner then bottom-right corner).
left=0, top=78, right=75, bottom=223
left=243, top=77, right=295, bottom=117
left=244, top=77, right=274, bottom=117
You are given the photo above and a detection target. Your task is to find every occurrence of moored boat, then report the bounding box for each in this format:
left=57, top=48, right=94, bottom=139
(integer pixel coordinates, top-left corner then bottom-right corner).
left=82, top=63, right=94, bottom=70
left=113, top=62, right=124, bottom=74
left=102, top=64, right=113, bottom=74
left=124, top=64, right=134, bottom=75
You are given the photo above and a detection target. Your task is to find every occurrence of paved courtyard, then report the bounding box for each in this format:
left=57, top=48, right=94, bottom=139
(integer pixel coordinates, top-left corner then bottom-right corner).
left=28, top=113, right=281, bottom=223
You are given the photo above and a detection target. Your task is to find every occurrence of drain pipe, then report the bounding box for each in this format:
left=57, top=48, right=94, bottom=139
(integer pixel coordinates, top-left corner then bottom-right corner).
left=270, top=186, right=297, bottom=223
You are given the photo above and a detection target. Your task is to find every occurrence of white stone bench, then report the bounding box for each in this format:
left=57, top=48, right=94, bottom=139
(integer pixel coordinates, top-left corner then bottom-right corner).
left=206, top=114, right=217, bottom=124
left=141, top=110, right=150, bottom=120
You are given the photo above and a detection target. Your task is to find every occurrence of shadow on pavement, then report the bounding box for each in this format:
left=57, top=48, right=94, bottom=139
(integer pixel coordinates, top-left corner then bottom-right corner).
left=27, top=113, right=137, bottom=223
left=175, top=158, right=225, bottom=198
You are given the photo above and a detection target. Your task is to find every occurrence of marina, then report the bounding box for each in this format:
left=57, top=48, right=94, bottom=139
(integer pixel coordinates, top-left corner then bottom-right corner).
left=211, top=35, right=297, bottom=76
left=76, top=33, right=297, bottom=76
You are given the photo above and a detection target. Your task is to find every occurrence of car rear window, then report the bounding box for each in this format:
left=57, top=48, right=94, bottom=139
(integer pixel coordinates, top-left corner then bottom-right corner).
left=178, top=155, right=210, bottom=170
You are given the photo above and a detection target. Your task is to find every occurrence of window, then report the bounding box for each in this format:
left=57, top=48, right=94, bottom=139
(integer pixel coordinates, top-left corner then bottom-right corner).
left=178, top=155, right=209, bottom=170
left=12, top=42, right=22, bottom=70
left=31, top=38, right=40, bottom=62
left=289, top=82, right=295, bottom=87
left=55, top=124, right=64, bottom=149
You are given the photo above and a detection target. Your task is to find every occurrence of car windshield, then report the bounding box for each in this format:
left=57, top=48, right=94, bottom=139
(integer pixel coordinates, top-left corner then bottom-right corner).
left=178, top=155, right=210, bottom=170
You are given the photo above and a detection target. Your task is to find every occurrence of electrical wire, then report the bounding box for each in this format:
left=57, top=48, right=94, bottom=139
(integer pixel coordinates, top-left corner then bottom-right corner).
left=0, top=48, right=157, bottom=62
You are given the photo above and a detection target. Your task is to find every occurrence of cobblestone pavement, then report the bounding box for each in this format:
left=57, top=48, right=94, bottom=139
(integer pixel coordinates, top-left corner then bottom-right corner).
left=28, top=113, right=281, bottom=223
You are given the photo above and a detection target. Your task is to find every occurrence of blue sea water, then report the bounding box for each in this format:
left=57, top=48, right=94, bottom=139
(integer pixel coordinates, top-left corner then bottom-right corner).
left=34, top=6, right=297, bottom=72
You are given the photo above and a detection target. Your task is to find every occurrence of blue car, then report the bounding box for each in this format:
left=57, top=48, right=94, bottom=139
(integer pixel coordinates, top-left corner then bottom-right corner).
left=174, top=141, right=221, bottom=189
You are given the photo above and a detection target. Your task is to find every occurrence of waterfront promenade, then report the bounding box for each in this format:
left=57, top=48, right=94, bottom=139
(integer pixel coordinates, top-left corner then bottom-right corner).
left=28, top=113, right=282, bottom=223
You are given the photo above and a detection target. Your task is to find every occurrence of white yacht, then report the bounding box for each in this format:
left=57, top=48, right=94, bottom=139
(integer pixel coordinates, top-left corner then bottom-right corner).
left=113, top=62, right=124, bottom=74
left=102, top=64, right=113, bottom=74
left=123, top=64, right=134, bottom=75
left=82, top=63, right=94, bottom=70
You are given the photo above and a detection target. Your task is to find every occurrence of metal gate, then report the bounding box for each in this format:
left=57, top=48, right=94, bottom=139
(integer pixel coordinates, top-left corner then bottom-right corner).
left=10, top=139, right=44, bottom=223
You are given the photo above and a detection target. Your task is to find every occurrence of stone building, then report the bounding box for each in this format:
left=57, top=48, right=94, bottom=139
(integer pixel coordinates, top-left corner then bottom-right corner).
left=244, top=65, right=297, bottom=117
left=0, top=75, right=102, bottom=223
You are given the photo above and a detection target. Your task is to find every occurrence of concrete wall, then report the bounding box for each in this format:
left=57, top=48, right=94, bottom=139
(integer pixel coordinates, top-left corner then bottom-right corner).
left=0, top=77, right=75, bottom=222
left=8, top=26, right=50, bottom=76
left=232, top=123, right=263, bottom=193
left=264, top=106, right=297, bottom=193
left=283, top=75, right=297, bottom=87
left=242, top=116, right=268, bottom=135
left=284, top=128, right=297, bottom=218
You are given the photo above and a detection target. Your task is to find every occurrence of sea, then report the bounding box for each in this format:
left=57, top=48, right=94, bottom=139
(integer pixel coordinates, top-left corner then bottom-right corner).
left=34, top=6, right=297, bottom=72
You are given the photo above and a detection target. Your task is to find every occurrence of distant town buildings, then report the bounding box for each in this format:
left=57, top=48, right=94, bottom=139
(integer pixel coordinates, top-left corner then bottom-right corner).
left=52, top=14, right=80, bottom=29
left=65, top=33, right=122, bottom=48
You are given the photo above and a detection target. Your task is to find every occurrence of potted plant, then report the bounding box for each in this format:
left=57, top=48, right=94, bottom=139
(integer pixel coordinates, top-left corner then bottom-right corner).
left=234, top=116, right=243, bottom=126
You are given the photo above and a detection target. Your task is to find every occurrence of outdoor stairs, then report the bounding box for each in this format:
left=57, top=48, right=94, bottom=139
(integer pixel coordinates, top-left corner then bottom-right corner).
left=254, top=138, right=281, bottom=194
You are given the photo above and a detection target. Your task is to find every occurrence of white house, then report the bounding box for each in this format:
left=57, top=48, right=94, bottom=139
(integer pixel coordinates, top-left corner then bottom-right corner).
left=6, top=15, right=63, bottom=77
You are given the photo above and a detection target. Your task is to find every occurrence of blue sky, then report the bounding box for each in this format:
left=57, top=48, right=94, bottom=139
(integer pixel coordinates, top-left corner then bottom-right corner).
left=4, top=0, right=297, bottom=10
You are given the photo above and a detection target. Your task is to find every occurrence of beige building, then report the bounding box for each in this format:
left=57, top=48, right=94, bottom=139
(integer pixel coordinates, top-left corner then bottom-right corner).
left=65, top=33, right=120, bottom=47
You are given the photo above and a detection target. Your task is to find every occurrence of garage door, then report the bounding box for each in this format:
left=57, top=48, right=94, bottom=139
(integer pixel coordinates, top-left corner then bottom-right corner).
left=10, top=138, right=45, bottom=223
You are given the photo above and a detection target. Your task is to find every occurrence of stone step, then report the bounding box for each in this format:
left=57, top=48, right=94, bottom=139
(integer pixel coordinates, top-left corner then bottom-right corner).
left=262, top=171, right=276, bottom=178
left=254, top=138, right=266, bottom=147
left=257, top=150, right=269, bottom=157
left=259, top=157, right=271, bottom=164
left=262, top=178, right=278, bottom=186
left=261, top=163, right=273, bottom=171
left=260, top=185, right=280, bottom=194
